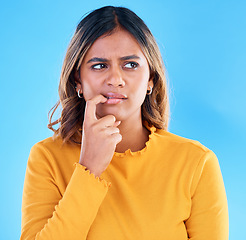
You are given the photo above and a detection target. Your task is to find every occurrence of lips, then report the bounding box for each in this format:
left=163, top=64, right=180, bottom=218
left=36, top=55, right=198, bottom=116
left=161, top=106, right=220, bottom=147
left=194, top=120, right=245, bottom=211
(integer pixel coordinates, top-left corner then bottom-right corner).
left=103, top=92, right=127, bottom=99
left=102, top=92, right=127, bottom=104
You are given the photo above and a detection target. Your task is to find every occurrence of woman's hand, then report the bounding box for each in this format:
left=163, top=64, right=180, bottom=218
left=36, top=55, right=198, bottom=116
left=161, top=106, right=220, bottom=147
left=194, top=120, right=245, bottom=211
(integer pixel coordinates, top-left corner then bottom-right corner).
left=79, top=95, right=122, bottom=177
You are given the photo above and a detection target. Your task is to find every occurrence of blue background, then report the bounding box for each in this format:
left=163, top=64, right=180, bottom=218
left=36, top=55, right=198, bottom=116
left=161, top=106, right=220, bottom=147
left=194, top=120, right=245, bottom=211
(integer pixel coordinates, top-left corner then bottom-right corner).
left=0, top=0, right=245, bottom=239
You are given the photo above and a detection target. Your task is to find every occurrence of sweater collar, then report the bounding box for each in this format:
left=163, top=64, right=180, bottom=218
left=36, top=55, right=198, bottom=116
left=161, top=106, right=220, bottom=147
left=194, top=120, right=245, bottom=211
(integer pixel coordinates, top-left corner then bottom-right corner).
left=113, top=123, right=156, bottom=157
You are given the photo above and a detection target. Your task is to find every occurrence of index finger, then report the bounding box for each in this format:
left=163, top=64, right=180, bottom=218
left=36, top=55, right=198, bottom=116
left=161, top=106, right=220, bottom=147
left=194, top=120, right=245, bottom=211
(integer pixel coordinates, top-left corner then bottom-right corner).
left=84, top=95, right=107, bottom=121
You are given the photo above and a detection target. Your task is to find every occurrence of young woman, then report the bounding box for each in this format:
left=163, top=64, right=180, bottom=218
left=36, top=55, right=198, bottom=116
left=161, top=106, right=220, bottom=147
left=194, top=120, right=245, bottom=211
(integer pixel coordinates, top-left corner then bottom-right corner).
left=21, top=6, right=229, bottom=240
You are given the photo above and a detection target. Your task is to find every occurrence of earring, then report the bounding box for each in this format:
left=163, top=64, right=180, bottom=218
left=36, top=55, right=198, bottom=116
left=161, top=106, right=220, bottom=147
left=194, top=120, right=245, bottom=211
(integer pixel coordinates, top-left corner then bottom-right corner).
left=147, top=86, right=153, bottom=95
left=77, top=89, right=83, bottom=98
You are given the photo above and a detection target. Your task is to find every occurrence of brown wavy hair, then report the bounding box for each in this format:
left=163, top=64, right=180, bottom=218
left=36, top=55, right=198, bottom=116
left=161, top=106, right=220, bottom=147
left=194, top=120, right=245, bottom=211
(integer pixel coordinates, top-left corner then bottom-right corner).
left=48, top=6, right=169, bottom=144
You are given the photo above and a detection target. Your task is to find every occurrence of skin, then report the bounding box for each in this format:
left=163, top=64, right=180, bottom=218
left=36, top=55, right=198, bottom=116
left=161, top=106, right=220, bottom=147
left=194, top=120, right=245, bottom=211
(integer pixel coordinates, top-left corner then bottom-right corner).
left=75, top=29, right=153, bottom=177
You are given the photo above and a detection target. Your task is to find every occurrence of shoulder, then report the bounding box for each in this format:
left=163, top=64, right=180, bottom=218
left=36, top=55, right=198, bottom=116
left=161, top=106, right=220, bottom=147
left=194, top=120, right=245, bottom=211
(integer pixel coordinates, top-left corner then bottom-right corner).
left=153, top=127, right=210, bottom=153
left=31, top=135, right=78, bottom=152
left=151, top=128, right=220, bottom=192
left=150, top=127, right=218, bottom=169
left=32, top=136, right=63, bottom=152
left=29, top=136, right=80, bottom=165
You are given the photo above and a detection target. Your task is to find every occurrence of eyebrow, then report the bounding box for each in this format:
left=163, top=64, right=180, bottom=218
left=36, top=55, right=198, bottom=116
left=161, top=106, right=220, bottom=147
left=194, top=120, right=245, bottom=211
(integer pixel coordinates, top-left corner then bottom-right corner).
left=86, top=55, right=140, bottom=64
left=120, top=55, right=140, bottom=61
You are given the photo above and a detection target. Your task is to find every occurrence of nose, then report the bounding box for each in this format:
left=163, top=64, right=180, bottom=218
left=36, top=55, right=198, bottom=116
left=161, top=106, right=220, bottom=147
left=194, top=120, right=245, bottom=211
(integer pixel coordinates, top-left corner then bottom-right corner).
left=106, top=66, right=125, bottom=87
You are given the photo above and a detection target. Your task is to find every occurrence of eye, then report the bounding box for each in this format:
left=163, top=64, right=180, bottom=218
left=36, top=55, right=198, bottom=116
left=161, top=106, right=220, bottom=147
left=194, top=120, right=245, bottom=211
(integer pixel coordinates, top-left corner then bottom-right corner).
left=124, top=62, right=139, bottom=69
left=91, top=63, right=107, bottom=70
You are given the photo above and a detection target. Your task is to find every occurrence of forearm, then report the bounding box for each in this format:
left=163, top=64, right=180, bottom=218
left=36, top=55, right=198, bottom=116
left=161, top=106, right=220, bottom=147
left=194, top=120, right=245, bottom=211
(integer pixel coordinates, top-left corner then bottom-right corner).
left=21, top=162, right=110, bottom=240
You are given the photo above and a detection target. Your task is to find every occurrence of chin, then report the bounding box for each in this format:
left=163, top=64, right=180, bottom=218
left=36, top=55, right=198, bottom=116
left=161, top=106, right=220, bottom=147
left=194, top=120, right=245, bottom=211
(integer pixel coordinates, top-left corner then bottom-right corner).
left=96, top=104, right=140, bottom=122
left=97, top=110, right=125, bottom=121
left=96, top=105, right=125, bottom=119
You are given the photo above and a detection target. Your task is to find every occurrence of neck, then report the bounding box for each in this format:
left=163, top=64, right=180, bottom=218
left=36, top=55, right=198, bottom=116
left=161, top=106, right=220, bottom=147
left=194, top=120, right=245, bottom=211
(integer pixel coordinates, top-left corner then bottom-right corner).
left=115, top=118, right=150, bottom=153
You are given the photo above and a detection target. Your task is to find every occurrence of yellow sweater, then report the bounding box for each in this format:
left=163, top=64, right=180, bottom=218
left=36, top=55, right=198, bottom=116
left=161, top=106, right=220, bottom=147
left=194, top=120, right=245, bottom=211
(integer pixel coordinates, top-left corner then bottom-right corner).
left=21, top=126, right=228, bottom=240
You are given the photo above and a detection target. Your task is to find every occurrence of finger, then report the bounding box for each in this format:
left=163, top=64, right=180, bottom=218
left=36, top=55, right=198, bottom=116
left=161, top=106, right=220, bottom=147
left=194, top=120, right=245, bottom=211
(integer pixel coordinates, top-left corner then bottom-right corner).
left=111, top=132, right=122, bottom=145
left=84, top=95, right=107, bottom=122
left=98, top=115, right=116, bottom=127
left=113, top=121, right=121, bottom=127
left=103, top=126, right=120, bottom=135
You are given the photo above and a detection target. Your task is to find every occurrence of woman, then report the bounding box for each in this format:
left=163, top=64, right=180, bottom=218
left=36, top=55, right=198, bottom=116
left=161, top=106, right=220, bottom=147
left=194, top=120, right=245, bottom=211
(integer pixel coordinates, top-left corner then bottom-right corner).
left=21, top=6, right=229, bottom=240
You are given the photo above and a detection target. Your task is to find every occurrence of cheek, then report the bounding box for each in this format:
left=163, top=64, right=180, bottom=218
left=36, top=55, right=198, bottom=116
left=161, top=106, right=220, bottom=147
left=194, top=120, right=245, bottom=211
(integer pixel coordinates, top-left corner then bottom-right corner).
left=129, top=82, right=148, bottom=107
left=79, top=68, right=98, bottom=100
left=130, top=72, right=149, bottom=96
left=81, top=77, right=100, bottom=101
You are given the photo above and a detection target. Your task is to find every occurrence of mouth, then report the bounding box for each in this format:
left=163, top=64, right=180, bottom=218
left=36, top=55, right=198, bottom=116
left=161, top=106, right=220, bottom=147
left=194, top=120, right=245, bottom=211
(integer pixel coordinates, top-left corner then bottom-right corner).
left=102, top=92, right=127, bottom=104
left=106, top=96, right=126, bottom=99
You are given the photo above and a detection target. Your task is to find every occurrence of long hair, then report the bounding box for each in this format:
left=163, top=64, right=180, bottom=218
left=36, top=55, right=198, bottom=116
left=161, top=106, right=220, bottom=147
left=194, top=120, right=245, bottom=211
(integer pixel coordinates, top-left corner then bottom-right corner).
left=48, top=6, right=169, bottom=144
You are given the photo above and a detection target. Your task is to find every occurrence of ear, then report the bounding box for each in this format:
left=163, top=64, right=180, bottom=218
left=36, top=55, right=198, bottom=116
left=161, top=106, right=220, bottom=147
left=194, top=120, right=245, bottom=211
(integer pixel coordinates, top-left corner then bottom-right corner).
left=74, top=70, right=82, bottom=93
left=148, top=76, right=154, bottom=89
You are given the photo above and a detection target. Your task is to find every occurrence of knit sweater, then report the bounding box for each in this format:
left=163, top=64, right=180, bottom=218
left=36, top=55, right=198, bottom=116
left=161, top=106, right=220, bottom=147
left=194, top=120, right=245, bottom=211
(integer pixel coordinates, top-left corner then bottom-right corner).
left=21, top=125, right=228, bottom=240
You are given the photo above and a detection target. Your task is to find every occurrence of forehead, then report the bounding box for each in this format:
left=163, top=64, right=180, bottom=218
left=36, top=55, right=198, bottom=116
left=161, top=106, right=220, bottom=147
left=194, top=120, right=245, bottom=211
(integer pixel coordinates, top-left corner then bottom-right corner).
left=84, top=29, right=146, bottom=59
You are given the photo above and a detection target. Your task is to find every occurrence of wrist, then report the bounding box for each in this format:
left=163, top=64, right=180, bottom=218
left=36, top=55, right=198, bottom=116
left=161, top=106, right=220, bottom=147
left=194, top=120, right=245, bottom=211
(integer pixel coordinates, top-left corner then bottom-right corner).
left=78, top=161, right=102, bottom=177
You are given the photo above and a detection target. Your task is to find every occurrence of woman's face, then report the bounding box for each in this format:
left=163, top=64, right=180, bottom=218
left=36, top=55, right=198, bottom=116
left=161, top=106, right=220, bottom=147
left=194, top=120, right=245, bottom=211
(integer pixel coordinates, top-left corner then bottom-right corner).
left=76, top=29, right=153, bottom=121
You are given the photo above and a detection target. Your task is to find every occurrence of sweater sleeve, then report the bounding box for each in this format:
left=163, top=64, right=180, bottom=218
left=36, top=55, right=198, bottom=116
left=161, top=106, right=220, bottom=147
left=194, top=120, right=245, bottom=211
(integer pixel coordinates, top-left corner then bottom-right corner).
left=21, top=143, right=110, bottom=240
left=185, top=150, right=229, bottom=240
